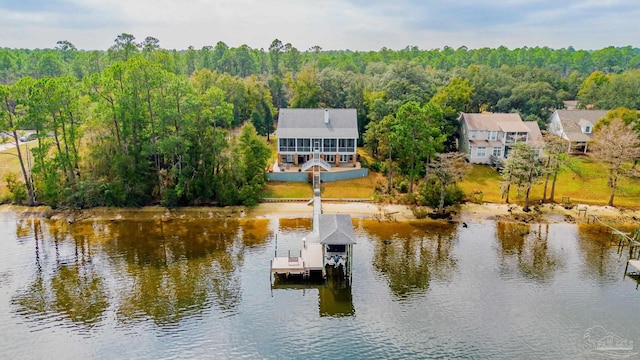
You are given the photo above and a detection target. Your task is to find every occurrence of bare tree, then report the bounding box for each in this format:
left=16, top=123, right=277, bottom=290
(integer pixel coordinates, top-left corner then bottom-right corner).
left=540, top=131, right=570, bottom=203
left=590, top=118, right=640, bottom=206
left=427, top=152, right=471, bottom=214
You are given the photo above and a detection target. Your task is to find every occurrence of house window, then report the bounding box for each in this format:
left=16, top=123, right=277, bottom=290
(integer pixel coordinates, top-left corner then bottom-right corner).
left=339, top=139, right=355, bottom=152
left=489, top=131, right=498, bottom=141
left=477, top=146, right=486, bottom=157
left=279, top=138, right=296, bottom=152
left=584, top=126, right=591, bottom=134
left=323, top=139, right=337, bottom=152
left=325, top=155, right=335, bottom=163
left=339, top=155, right=349, bottom=162
left=469, top=130, right=477, bottom=139
left=326, top=245, right=346, bottom=253
left=297, top=138, right=311, bottom=152
left=285, top=154, right=294, bottom=163
left=493, top=147, right=502, bottom=157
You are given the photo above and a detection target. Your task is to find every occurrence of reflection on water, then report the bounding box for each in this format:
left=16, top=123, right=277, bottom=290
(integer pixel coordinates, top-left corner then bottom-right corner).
left=10, top=216, right=271, bottom=329
left=1, top=211, right=639, bottom=359
left=578, top=223, right=637, bottom=283
left=363, top=220, right=457, bottom=298
left=271, top=277, right=354, bottom=318
left=496, top=222, right=563, bottom=282
left=13, top=219, right=109, bottom=330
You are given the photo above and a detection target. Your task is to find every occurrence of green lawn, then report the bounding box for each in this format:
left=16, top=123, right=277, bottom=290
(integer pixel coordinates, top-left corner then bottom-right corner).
left=262, top=181, right=312, bottom=198
left=263, top=172, right=379, bottom=199
left=459, top=157, right=640, bottom=208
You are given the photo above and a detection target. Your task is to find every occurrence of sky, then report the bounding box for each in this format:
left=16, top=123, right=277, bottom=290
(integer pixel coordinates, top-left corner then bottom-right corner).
left=1, top=0, right=639, bottom=51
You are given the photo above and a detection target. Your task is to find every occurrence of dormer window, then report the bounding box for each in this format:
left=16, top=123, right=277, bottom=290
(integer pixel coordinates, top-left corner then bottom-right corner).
left=578, top=119, right=593, bottom=134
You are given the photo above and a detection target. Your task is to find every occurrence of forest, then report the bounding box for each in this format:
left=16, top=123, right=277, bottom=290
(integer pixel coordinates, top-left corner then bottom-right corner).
left=1, top=34, right=640, bottom=208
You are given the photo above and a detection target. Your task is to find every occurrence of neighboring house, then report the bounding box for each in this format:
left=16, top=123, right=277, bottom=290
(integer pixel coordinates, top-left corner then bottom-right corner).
left=276, top=108, right=358, bottom=170
left=458, top=112, right=544, bottom=164
left=548, top=109, right=608, bottom=153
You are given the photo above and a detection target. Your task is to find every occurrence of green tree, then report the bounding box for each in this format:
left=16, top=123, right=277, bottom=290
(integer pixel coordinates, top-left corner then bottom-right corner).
left=290, top=65, right=319, bottom=108
left=390, top=101, right=446, bottom=193
left=108, top=33, right=139, bottom=62
left=430, top=77, right=474, bottom=150
left=0, top=78, right=37, bottom=205
left=268, top=39, right=284, bottom=75
left=500, top=142, right=543, bottom=211
left=424, top=152, right=471, bottom=214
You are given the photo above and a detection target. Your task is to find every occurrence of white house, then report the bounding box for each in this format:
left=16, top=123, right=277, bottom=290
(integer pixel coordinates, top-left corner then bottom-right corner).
left=276, top=108, right=358, bottom=170
left=547, top=109, right=608, bottom=153
left=458, top=112, right=543, bottom=164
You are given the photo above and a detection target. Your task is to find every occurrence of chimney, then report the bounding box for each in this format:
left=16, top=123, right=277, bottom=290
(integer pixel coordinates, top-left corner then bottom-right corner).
left=324, top=109, right=329, bottom=124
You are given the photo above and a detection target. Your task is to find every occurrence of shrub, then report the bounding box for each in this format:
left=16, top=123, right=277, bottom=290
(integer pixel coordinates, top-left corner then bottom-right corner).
left=412, top=206, right=431, bottom=219
left=396, top=179, right=409, bottom=193
left=5, top=173, right=27, bottom=205
left=368, top=161, right=382, bottom=172
left=417, top=178, right=464, bottom=208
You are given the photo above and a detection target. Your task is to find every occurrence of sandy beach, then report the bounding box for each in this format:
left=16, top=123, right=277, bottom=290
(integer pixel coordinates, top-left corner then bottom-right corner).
left=1, top=201, right=639, bottom=226
left=252, top=201, right=640, bottom=225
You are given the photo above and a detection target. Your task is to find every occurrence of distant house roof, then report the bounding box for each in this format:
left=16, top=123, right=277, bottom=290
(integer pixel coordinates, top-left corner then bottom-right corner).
left=460, top=113, right=528, bottom=132
left=523, top=121, right=544, bottom=148
left=554, top=110, right=608, bottom=142
left=319, top=214, right=357, bottom=245
left=277, top=108, right=358, bottom=139
left=555, top=110, right=608, bottom=124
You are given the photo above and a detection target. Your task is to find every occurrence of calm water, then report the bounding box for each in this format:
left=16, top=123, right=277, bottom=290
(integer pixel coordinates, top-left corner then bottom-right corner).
left=0, top=210, right=639, bottom=359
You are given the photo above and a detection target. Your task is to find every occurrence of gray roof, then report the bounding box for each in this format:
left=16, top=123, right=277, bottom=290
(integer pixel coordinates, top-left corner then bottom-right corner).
left=554, top=110, right=607, bottom=142
left=460, top=113, right=527, bottom=132
left=555, top=110, right=608, bottom=124
left=523, top=121, right=544, bottom=148
left=277, top=108, right=358, bottom=139
left=319, top=214, right=357, bottom=245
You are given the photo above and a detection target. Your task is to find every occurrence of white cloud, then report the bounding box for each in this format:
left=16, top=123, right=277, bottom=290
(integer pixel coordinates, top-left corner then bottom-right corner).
left=0, top=0, right=638, bottom=50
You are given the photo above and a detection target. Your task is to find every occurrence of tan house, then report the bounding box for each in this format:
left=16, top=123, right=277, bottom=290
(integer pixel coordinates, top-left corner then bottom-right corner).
left=458, top=112, right=543, bottom=164
left=547, top=109, right=608, bottom=153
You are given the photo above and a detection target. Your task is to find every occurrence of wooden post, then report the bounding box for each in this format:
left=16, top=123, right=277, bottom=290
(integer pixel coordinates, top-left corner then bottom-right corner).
left=625, top=261, right=629, bottom=278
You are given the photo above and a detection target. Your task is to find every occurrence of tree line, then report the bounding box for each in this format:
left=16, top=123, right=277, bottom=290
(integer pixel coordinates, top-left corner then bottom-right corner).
left=1, top=57, right=271, bottom=208
left=2, top=34, right=640, bottom=208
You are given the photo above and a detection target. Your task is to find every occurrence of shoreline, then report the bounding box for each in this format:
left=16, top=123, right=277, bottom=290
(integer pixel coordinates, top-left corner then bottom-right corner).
left=1, top=201, right=639, bottom=226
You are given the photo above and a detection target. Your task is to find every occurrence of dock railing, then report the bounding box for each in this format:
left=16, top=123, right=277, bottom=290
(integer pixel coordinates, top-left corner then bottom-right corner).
left=588, top=215, right=640, bottom=281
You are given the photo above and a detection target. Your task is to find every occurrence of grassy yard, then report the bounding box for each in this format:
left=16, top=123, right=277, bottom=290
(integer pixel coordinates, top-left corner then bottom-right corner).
left=321, top=172, right=378, bottom=198
left=459, top=156, right=640, bottom=208
left=263, top=172, right=379, bottom=199
left=0, top=143, right=32, bottom=201
left=262, top=181, right=312, bottom=198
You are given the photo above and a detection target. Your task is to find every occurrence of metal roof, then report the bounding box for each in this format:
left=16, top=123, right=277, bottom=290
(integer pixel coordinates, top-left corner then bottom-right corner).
left=276, top=108, right=359, bottom=139
left=319, top=214, right=357, bottom=245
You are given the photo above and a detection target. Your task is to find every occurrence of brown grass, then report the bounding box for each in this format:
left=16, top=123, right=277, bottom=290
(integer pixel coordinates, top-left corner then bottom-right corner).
left=0, top=143, right=33, bottom=201
left=262, top=181, right=312, bottom=198
left=459, top=157, right=640, bottom=208
left=321, top=172, right=378, bottom=198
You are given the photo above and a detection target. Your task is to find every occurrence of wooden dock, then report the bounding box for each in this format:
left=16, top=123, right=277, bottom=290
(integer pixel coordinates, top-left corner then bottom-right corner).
left=270, top=242, right=324, bottom=276
left=270, top=145, right=356, bottom=281
left=625, top=260, right=640, bottom=276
